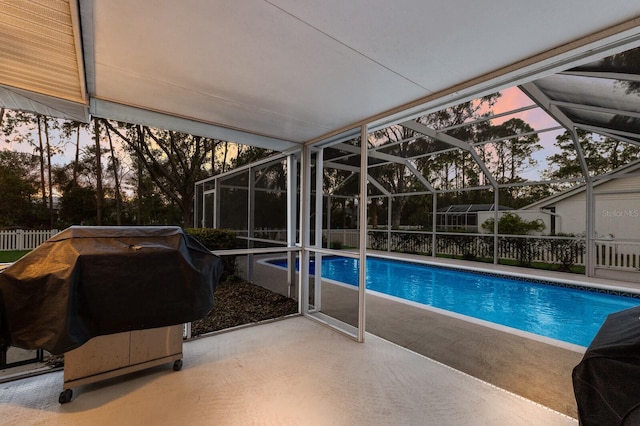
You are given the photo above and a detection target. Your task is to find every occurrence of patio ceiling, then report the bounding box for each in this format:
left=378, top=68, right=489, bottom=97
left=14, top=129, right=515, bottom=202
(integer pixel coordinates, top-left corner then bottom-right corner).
left=0, top=1, right=639, bottom=151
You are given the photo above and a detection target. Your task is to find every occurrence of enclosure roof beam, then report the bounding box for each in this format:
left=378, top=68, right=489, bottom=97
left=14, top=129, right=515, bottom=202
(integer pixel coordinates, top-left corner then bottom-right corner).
left=334, top=142, right=407, bottom=166
left=439, top=104, right=539, bottom=133
left=578, top=127, right=640, bottom=148
left=471, top=126, right=564, bottom=147
left=578, top=124, right=640, bottom=141
left=549, top=99, right=640, bottom=119
left=324, top=161, right=392, bottom=197
left=400, top=120, right=498, bottom=188
left=404, top=160, right=436, bottom=192
left=518, top=82, right=576, bottom=131
left=559, top=70, right=640, bottom=82
left=520, top=81, right=593, bottom=179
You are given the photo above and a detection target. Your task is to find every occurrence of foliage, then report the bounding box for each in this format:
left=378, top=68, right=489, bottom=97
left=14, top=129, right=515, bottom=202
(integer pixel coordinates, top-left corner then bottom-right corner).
left=545, top=234, right=586, bottom=272
left=481, top=212, right=545, bottom=235
left=544, top=129, right=640, bottom=185
left=368, top=232, right=385, bottom=251
left=437, top=234, right=489, bottom=260
left=0, top=151, right=48, bottom=228
left=481, top=213, right=545, bottom=266
left=59, top=185, right=97, bottom=226
left=185, top=228, right=239, bottom=281
left=103, top=121, right=217, bottom=227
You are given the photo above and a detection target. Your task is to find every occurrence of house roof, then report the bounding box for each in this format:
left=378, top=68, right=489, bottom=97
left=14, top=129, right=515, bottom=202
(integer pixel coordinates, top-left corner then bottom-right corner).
left=1, top=1, right=639, bottom=151
left=523, top=159, right=640, bottom=210
left=437, top=204, right=512, bottom=213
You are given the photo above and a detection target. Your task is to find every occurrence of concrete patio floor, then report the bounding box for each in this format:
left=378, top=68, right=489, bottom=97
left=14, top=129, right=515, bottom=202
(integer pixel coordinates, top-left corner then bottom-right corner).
left=242, top=251, right=640, bottom=418
left=0, top=316, right=575, bottom=425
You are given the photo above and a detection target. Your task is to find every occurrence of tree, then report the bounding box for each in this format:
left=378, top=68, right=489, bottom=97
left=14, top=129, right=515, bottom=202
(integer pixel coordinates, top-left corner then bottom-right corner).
left=367, top=94, right=501, bottom=227
left=544, top=129, right=640, bottom=185
left=481, top=212, right=545, bottom=235
left=0, top=151, right=45, bottom=228
left=482, top=212, right=546, bottom=266
left=103, top=121, right=215, bottom=227
left=485, top=118, right=540, bottom=183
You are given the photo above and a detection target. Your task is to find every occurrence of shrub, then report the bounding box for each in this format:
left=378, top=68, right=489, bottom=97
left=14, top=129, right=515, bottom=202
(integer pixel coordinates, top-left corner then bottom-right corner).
left=547, top=233, right=585, bottom=272
left=185, top=228, right=238, bottom=281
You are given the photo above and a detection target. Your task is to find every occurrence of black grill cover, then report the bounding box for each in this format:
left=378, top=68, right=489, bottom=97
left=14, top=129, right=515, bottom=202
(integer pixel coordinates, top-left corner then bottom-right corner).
left=0, top=226, right=222, bottom=355
left=573, top=305, right=640, bottom=426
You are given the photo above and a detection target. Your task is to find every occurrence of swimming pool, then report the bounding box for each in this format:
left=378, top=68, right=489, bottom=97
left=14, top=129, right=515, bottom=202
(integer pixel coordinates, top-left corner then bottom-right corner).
left=267, top=256, right=640, bottom=347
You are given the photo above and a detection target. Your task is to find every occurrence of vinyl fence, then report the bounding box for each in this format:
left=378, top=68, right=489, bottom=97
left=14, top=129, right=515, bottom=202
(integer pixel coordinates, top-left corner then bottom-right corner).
left=0, top=229, right=59, bottom=251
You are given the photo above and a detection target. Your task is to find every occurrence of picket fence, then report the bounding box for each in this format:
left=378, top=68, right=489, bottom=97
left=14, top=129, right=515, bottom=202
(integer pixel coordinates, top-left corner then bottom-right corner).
left=0, top=229, right=59, bottom=251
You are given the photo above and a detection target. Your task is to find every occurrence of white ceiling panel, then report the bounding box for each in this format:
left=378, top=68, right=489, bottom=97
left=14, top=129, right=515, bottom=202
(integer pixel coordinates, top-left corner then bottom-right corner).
left=265, top=0, right=640, bottom=91
left=88, top=0, right=429, bottom=142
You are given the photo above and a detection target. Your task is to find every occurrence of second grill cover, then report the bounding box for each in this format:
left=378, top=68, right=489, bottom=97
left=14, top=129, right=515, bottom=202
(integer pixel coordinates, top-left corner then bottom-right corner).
left=0, top=226, right=222, bottom=355
left=573, top=305, right=640, bottom=425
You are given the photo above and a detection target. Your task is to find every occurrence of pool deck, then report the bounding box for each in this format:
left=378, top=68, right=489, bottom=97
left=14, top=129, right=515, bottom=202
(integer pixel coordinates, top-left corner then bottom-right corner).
left=3, top=252, right=633, bottom=423
left=0, top=316, right=576, bottom=425
left=242, top=251, right=640, bottom=419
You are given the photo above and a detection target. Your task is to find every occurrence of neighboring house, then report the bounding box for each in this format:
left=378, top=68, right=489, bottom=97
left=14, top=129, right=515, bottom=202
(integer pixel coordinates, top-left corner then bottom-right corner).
left=520, top=160, right=640, bottom=240
left=436, top=204, right=512, bottom=232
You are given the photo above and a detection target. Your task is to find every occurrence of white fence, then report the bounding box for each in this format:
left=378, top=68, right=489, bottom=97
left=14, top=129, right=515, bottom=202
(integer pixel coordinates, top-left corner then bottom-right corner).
left=0, top=229, right=58, bottom=251
left=595, top=241, right=640, bottom=271
left=230, top=227, right=640, bottom=273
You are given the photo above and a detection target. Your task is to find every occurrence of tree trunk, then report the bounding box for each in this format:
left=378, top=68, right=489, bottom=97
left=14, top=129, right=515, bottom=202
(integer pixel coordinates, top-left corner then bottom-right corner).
left=36, top=116, right=47, bottom=208
left=94, top=118, right=104, bottom=225
left=105, top=122, right=122, bottom=225
left=136, top=125, right=144, bottom=225
left=73, top=123, right=80, bottom=187
left=222, top=141, right=229, bottom=173
left=44, top=118, right=54, bottom=229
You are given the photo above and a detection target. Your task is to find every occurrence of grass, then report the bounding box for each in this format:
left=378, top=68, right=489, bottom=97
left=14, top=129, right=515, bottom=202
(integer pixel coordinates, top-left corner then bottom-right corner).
left=435, top=253, right=585, bottom=274
left=0, top=250, right=30, bottom=263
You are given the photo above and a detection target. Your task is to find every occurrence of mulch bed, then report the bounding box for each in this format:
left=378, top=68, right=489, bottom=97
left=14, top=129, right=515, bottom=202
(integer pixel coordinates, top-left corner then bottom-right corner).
left=190, top=279, right=298, bottom=336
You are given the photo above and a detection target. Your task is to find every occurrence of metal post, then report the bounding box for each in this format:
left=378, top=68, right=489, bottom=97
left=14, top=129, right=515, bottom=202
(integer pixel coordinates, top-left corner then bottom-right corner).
left=247, top=167, right=255, bottom=281
left=287, top=154, right=298, bottom=299
left=432, top=192, right=437, bottom=257
left=314, top=149, right=324, bottom=312
left=326, top=194, right=332, bottom=249
left=570, top=128, right=593, bottom=277
left=493, top=190, right=499, bottom=264
left=586, top=180, right=595, bottom=277
left=387, top=196, right=392, bottom=252
left=358, top=124, right=368, bottom=343
left=214, top=177, right=221, bottom=229
left=299, top=145, right=311, bottom=315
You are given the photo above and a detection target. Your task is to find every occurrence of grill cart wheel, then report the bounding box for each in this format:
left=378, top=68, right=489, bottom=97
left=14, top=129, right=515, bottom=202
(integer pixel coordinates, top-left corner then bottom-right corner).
left=173, top=359, right=183, bottom=371
left=59, top=388, right=73, bottom=404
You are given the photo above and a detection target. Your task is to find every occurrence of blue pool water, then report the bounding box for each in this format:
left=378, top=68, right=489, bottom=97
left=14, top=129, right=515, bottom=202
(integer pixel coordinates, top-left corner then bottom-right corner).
left=268, top=256, right=640, bottom=347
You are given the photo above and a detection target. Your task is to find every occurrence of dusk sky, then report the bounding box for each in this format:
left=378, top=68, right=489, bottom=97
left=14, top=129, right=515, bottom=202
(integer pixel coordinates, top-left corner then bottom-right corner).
left=483, top=86, right=564, bottom=180
left=3, top=86, right=564, bottom=181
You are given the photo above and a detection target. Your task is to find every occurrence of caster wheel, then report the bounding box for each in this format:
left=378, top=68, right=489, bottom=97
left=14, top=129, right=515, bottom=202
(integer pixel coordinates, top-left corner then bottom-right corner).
left=173, top=359, right=183, bottom=371
left=59, top=388, right=73, bottom=404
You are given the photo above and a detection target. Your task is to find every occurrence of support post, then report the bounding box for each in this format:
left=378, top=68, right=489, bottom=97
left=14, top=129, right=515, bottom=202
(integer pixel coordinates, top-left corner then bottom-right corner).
left=432, top=192, right=437, bottom=258
left=299, top=146, right=311, bottom=315
left=493, top=190, right=499, bottom=264
left=214, top=177, right=221, bottom=229
left=387, top=196, right=392, bottom=252
left=247, top=167, right=255, bottom=281
left=314, top=148, right=324, bottom=312
left=358, top=124, right=368, bottom=343
left=287, top=154, right=298, bottom=299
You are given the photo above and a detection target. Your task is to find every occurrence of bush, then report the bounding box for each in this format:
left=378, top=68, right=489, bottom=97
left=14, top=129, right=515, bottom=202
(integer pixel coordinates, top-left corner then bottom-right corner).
left=546, top=233, right=585, bottom=272
left=482, top=212, right=545, bottom=235
left=185, top=228, right=238, bottom=281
